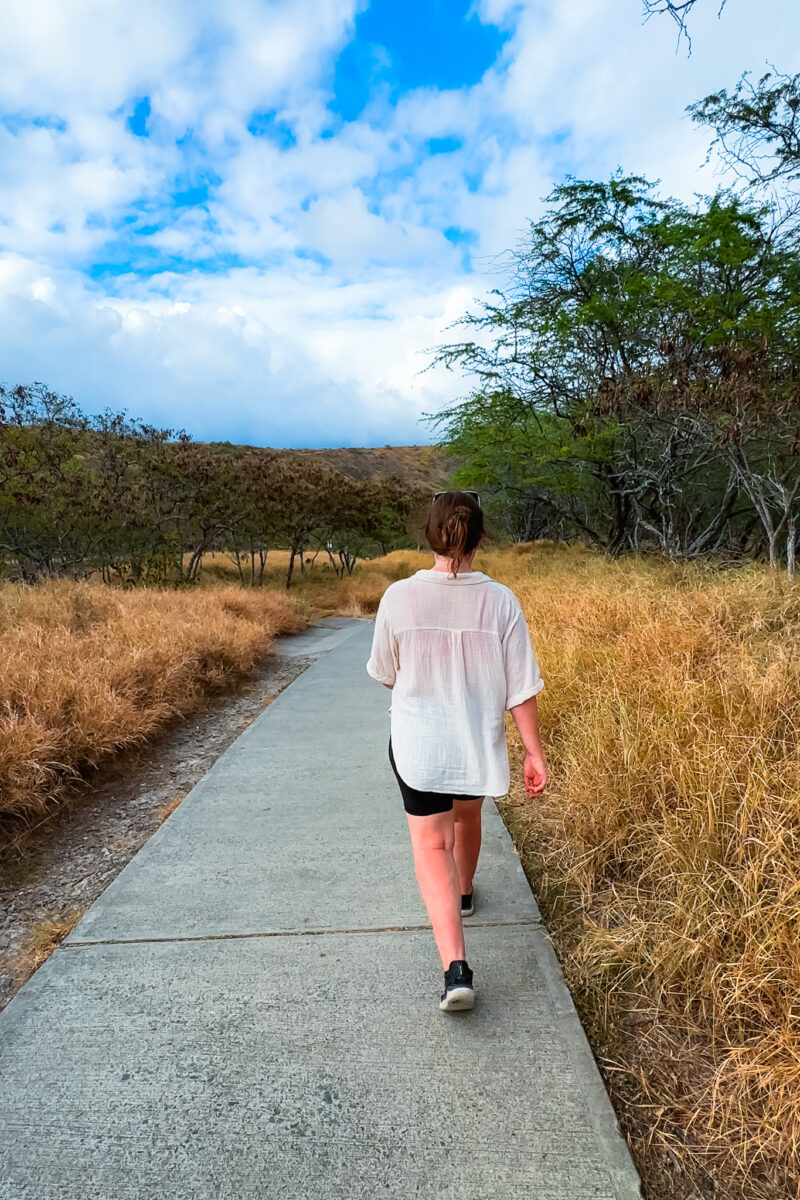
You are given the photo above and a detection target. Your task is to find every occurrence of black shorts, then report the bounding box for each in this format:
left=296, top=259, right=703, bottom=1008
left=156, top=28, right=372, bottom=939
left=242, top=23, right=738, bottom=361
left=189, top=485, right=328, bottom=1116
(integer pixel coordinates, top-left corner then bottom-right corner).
left=388, top=737, right=483, bottom=817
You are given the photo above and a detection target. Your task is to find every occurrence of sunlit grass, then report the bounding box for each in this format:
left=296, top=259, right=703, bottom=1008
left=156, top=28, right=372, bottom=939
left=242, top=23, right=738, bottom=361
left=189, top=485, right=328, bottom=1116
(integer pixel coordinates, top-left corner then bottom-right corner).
left=0, top=581, right=308, bottom=822
left=196, top=547, right=427, bottom=614
left=487, top=544, right=800, bottom=1197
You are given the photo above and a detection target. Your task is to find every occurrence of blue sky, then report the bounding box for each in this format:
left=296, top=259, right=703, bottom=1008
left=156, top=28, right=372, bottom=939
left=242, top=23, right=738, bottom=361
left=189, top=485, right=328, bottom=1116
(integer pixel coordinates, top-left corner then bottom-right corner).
left=0, top=0, right=798, bottom=448
left=331, top=1, right=508, bottom=117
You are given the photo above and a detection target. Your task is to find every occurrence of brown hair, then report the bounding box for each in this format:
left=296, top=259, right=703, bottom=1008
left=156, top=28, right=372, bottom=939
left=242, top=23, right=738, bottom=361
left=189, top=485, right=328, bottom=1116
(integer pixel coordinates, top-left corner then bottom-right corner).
left=424, top=491, right=486, bottom=579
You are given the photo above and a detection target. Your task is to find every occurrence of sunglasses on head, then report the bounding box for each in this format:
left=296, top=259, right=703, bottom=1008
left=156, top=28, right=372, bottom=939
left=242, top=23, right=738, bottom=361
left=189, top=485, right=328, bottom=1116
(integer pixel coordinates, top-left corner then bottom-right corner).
left=433, top=490, right=481, bottom=506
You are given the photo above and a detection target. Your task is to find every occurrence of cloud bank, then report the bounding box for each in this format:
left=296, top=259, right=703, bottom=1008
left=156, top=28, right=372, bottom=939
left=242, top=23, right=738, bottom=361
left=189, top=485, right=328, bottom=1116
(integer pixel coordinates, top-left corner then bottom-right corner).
left=0, top=0, right=797, bottom=446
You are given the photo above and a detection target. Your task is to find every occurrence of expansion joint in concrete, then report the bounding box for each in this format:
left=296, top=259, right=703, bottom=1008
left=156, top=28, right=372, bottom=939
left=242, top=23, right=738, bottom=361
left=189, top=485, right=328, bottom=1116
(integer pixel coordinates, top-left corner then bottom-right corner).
left=62, top=917, right=542, bottom=950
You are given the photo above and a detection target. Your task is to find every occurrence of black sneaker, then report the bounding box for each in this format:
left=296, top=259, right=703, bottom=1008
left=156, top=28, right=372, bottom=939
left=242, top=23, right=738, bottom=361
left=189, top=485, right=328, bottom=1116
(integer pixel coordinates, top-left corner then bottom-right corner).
left=439, top=960, right=475, bottom=1012
left=461, top=891, right=474, bottom=917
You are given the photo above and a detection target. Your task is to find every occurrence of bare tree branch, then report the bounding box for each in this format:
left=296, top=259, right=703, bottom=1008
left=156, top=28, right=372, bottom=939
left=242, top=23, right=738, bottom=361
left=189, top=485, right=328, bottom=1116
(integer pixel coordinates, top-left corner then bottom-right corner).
left=643, top=0, right=729, bottom=53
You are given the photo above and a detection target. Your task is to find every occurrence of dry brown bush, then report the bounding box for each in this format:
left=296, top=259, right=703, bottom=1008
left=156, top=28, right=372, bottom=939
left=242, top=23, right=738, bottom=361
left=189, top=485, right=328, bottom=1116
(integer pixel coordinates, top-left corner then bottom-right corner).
left=0, top=581, right=307, bottom=821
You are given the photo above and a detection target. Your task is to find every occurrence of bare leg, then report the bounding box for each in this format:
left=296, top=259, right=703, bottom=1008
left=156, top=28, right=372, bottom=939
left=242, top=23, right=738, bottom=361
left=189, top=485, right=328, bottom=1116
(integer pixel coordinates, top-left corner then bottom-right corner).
left=453, top=796, right=484, bottom=896
left=406, top=809, right=464, bottom=968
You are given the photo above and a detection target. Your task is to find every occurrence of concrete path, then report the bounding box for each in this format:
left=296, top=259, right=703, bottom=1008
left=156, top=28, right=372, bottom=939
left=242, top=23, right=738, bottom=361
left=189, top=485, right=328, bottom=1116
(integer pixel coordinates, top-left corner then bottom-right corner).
left=0, top=617, right=641, bottom=1199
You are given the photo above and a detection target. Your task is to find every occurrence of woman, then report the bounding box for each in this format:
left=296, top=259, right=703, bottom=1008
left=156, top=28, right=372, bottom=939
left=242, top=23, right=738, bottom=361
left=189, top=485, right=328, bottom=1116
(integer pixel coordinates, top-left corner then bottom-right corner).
left=366, top=491, right=547, bottom=1012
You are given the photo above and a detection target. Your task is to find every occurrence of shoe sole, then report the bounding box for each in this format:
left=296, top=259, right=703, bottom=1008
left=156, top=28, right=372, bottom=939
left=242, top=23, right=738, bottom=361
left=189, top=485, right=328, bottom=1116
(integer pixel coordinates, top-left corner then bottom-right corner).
left=439, top=986, right=475, bottom=1012
left=461, top=906, right=474, bottom=917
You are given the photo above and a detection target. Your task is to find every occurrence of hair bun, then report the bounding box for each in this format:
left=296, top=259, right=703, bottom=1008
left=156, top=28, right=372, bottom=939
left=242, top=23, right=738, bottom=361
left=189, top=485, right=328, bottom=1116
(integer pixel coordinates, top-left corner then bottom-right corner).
left=423, top=492, right=485, bottom=574
left=443, top=506, right=471, bottom=532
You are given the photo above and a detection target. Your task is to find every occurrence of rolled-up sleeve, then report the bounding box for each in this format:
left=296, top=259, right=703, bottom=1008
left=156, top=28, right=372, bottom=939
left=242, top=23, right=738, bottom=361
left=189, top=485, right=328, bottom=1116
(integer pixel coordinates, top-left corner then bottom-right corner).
left=503, top=605, right=544, bottom=710
left=366, top=596, right=398, bottom=686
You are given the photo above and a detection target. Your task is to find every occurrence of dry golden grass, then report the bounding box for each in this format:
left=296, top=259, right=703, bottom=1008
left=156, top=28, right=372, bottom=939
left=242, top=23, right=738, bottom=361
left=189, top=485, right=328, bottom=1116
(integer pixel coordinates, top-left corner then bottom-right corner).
left=27, top=910, right=86, bottom=962
left=9, top=908, right=87, bottom=989
left=157, top=793, right=186, bottom=824
left=0, top=580, right=307, bottom=822
left=195, top=548, right=373, bottom=591
left=197, top=547, right=421, bottom=613
left=298, top=550, right=423, bottom=617
left=482, top=546, right=800, bottom=1199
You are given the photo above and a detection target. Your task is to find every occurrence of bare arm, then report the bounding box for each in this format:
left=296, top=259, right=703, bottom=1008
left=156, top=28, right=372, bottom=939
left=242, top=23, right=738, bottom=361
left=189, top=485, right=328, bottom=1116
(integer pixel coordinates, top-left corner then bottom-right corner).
left=509, top=694, right=547, bottom=798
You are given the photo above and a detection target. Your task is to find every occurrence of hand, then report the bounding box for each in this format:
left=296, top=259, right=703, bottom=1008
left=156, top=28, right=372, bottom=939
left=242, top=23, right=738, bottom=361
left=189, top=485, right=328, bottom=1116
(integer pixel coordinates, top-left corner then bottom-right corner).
left=523, top=752, right=547, bottom=799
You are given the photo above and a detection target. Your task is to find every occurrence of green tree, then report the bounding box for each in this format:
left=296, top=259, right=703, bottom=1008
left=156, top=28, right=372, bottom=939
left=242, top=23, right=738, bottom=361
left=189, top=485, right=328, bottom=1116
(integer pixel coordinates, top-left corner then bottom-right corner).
left=689, top=70, right=800, bottom=190
left=427, top=177, right=800, bottom=569
left=0, top=383, right=96, bottom=579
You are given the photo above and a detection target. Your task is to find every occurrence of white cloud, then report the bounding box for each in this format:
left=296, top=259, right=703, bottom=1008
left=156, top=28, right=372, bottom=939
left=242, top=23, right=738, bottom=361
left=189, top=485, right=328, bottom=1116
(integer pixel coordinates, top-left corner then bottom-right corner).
left=0, top=0, right=798, bottom=447
left=0, top=253, right=467, bottom=445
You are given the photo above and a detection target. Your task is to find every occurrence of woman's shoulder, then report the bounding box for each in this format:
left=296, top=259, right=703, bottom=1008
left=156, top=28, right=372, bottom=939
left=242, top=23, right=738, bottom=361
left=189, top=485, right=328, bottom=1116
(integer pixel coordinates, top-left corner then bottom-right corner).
left=384, top=575, right=413, bottom=595
left=376, top=575, right=412, bottom=608
left=481, top=575, right=522, bottom=609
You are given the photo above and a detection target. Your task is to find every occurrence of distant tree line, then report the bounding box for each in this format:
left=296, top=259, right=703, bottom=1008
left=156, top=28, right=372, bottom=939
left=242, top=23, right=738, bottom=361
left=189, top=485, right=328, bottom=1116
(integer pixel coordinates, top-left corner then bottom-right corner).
left=428, top=71, right=800, bottom=577
left=0, top=384, right=420, bottom=587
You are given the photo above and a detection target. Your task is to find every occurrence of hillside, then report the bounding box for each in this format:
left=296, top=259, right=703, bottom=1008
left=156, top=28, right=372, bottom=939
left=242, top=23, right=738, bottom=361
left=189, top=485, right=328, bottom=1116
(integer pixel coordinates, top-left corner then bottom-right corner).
left=286, top=444, right=459, bottom=488
left=203, top=441, right=460, bottom=490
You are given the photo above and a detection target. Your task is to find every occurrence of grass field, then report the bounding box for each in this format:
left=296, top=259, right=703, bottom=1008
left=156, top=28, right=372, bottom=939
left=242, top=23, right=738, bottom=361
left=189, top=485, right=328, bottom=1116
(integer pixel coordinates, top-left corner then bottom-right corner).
left=0, top=580, right=308, bottom=822
left=482, top=544, right=798, bottom=1200
left=2, top=543, right=798, bottom=1196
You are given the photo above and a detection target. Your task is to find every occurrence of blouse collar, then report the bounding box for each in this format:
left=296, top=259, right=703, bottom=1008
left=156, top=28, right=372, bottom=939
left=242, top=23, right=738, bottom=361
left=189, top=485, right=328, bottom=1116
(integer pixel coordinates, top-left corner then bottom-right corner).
left=413, top=568, right=490, bottom=585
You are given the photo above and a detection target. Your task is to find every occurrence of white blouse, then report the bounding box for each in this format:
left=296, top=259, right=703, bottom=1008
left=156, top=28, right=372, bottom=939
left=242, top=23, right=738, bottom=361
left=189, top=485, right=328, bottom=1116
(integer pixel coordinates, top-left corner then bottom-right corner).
left=366, top=567, right=544, bottom=798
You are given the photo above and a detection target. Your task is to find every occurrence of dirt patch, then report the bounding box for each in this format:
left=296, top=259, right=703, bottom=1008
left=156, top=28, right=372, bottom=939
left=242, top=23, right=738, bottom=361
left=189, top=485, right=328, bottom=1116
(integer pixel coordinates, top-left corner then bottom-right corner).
left=0, top=650, right=312, bottom=1010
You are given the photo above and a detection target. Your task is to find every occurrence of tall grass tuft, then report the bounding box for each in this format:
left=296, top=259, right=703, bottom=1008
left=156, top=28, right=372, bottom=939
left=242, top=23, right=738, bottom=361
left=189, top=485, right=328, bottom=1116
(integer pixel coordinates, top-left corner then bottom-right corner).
left=299, top=550, right=421, bottom=616
left=0, top=580, right=307, bottom=821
